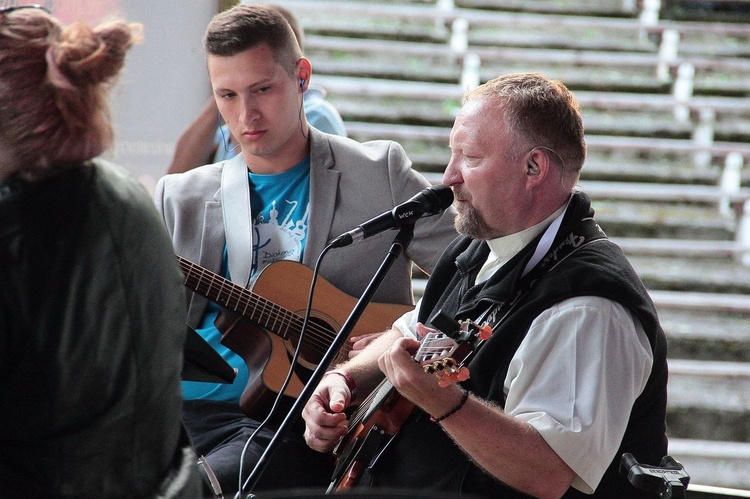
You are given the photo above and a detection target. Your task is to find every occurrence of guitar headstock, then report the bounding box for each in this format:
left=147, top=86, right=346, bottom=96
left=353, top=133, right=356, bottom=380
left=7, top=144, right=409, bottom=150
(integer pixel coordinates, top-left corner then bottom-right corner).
left=415, top=308, right=493, bottom=387
left=423, top=356, right=470, bottom=387
left=428, top=309, right=493, bottom=346
left=414, top=332, right=464, bottom=387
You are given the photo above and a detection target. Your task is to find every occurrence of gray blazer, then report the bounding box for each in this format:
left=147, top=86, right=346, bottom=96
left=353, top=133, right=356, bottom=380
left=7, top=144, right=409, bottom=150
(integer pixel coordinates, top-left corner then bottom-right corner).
left=155, top=127, right=458, bottom=328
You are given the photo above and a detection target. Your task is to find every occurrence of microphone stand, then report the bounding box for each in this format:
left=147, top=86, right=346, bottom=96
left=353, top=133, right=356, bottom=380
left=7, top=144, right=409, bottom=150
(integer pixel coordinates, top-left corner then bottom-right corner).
left=240, top=224, right=416, bottom=497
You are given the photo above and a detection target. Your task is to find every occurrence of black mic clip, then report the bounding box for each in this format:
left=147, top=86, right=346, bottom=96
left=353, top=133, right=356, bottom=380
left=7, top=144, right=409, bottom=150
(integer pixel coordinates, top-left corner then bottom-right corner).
left=330, top=199, right=423, bottom=248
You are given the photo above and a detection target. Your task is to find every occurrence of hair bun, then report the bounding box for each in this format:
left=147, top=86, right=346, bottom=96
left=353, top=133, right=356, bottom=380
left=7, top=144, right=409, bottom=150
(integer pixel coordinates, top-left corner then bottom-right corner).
left=48, top=20, right=142, bottom=89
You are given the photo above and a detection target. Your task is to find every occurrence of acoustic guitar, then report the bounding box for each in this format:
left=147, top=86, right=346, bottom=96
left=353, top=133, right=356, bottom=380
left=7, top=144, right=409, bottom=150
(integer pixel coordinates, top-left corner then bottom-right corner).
left=327, top=315, right=492, bottom=492
left=177, top=256, right=412, bottom=421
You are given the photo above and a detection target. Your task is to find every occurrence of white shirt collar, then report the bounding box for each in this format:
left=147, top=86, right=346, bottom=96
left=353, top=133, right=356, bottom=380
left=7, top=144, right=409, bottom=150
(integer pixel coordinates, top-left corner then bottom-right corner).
left=477, top=203, right=569, bottom=284
left=486, top=203, right=567, bottom=262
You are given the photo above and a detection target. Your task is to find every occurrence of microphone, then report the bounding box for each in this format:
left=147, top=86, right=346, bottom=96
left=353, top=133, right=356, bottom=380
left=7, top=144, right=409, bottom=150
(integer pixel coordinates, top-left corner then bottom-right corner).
left=330, top=184, right=454, bottom=248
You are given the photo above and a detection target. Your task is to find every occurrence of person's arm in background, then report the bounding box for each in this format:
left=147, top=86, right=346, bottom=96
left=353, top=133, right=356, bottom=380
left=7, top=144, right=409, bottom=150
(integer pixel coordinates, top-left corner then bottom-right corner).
left=168, top=97, right=221, bottom=174
left=304, top=85, right=347, bottom=137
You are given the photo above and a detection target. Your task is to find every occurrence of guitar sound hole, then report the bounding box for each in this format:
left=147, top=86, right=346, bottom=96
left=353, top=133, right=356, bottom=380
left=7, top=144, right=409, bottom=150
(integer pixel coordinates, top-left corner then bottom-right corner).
left=286, top=315, right=338, bottom=383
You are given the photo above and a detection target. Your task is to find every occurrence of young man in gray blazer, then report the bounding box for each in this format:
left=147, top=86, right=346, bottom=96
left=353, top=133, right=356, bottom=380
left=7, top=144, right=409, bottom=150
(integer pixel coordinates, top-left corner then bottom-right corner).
left=154, top=4, right=457, bottom=496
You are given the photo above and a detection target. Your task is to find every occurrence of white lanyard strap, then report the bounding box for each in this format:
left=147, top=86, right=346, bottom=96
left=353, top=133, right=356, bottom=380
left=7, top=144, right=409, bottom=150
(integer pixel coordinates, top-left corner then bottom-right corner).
left=521, top=197, right=572, bottom=279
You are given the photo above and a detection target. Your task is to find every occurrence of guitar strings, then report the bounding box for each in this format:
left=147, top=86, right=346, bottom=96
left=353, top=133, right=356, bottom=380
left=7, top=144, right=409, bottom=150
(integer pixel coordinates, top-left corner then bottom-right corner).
left=335, top=333, right=460, bottom=460
left=180, top=258, right=345, bottom=356
left=181, top=258, right=340, bottom=352
left=345, top=378, right=385, bottom=430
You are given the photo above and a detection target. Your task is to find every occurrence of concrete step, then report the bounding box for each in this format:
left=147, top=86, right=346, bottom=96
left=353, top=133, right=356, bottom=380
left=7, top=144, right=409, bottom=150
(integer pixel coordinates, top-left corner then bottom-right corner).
left=457, top=0, right=632, bottom=17
left=594, top=207, right=735, bottom=241
left=310, top=48, right=750, bottom=95
left=628, top=256, right=750, bottom=294
left=668, top=438, right=750, bottom=490
left=657, top=308, right=750, bottom=362
left=614, top=238, right=748, bottom=258
left=343, top=121, right=750, bottom=164
left=329, top=97, right=750, bottom=142
left=280, top=0, right=750, bottom=57
left=315, top=75, right=750, bottom=114
left=667, top=359, right=750, bottom=443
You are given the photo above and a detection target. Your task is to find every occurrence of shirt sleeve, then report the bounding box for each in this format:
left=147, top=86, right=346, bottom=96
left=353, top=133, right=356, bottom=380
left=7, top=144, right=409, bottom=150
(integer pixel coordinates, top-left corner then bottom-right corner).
left=504, top=296, right=654, bottom=493
left=392, top=299, right=420, bottom=339
left=304, top=95, right=348, bottom=137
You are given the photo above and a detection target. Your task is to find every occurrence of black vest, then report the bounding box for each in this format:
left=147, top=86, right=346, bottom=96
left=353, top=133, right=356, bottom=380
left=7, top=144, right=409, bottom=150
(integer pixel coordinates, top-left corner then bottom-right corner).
left=365, top=193, right=668, bottom=498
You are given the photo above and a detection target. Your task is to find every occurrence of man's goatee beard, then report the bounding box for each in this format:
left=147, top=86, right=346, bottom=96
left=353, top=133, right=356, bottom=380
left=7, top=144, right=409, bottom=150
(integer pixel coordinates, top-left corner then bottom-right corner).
left=455, top=206, right=494, bottom=241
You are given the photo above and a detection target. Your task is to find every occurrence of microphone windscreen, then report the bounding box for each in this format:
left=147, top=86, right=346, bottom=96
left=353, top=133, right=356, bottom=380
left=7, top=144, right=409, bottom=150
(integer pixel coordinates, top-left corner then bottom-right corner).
left=421, top=184, right=454, bottom=216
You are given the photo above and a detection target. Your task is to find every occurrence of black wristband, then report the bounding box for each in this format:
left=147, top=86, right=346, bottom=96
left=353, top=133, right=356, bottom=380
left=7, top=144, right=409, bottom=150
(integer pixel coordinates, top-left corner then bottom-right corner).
left=430, top=390, right=469, bottom=423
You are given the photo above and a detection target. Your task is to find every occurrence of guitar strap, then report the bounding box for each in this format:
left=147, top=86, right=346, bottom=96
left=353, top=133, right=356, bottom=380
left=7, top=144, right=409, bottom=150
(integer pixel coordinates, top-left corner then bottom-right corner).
left=220, top=154, right=254, bottom=287
left=474, top=207, right=608, bottom=339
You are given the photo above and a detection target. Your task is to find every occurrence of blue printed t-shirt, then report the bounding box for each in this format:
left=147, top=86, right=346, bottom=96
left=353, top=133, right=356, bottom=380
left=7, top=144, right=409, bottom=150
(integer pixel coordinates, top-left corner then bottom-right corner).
left=182, top=157, right=311, bottom=402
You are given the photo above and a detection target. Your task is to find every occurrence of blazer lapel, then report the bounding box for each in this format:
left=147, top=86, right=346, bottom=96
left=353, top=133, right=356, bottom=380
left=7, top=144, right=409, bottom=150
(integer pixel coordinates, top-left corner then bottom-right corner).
left=186, top=183, right=225, bottom=327
left=304, top=128, right=340, bottom=268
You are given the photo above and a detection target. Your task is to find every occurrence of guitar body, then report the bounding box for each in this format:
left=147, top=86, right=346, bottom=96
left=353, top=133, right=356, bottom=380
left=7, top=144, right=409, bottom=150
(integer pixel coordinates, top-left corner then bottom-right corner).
left=213, top=311, right=278, bottom=420
left=327, top=326, right=488, bottom=492
left=329, top=385, right=415, bottom=491
left=213, top=260, right=412, bottom=421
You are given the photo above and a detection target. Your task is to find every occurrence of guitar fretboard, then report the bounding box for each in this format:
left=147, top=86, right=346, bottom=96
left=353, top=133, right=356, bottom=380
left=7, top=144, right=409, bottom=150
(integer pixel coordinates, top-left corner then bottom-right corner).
left=178, top=256, right=300, bottom=339
left=350, top=333, right=458, bottom=425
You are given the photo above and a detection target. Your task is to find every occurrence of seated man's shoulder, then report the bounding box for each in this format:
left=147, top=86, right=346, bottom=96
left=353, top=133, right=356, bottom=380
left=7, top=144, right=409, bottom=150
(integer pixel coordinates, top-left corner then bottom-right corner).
left=157, top=162, right=223, bottom=202
left=326, top=133, right=401, bottom=162
left=165, top=162, right=222, bottom=185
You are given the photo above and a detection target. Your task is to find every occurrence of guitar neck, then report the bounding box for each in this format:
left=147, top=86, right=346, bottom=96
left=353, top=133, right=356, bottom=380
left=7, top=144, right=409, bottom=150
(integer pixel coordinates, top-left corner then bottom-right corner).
left=177, top=255, right=299, bottom=340
left=345, top=332, right=470, bottom=435
left=361, top=378, right=395, bottom=422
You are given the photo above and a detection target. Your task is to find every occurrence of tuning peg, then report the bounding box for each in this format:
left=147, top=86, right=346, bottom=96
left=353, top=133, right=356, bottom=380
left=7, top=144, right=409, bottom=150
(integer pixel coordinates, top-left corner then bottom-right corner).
left=478, top=324, right=492, bottom=341
left=455, top=366, right=470, bottom=382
